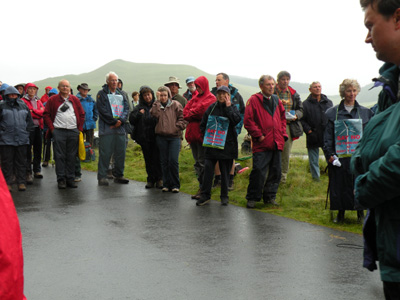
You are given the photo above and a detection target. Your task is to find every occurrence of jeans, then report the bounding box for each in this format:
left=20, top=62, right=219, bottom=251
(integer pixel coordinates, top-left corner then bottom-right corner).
left=307, top=147, right=320, bottom=180
left=156, top=136, right=180, bottom=189
left=98, top=134, right=126, bottom=180
left=246, top=150, right=281, bottom=202
left=281, top=124, right=293, bottom=182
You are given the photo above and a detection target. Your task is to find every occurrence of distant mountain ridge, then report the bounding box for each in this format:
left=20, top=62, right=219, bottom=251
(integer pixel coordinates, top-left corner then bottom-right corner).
left=33, top=59, right=380, bottom=106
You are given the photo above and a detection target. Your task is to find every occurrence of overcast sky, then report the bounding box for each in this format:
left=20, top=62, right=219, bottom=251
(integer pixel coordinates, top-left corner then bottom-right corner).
left=1, top=0, right=382, bottom=95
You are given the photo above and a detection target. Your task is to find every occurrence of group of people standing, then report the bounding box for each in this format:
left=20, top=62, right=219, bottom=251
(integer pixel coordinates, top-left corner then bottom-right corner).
left=0, top=70, right=372, bottom=218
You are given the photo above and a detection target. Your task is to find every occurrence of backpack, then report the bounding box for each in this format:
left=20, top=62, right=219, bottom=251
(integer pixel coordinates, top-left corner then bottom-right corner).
left=84, top=142, right=96, bottom=162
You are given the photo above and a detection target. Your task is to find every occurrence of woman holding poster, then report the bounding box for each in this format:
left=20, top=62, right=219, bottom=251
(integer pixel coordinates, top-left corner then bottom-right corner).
left=323, top=79, right=373, bottom=223
left=196, top=86, right=241, bottom=206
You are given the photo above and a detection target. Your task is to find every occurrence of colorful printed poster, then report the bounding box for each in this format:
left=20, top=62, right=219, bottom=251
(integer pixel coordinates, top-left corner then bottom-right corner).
left=334, top=119, right=363, bottom=157
left=107, top=94, right=124, bottom=118
left=203, top=115, right=229, bottom=150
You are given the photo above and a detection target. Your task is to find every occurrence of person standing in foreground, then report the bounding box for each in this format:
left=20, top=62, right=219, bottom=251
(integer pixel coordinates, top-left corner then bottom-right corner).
left=274, top=71, right=303, bottom=183
left=43, top=80, right=85, bottom=189
left=351, top=1, right=400, bottom=298
left=244, top=75, right=287, bottom=209
left=96, top=72, right=130, bottom=186
left=196, top=85, right=241, bottom=206
left=301, top=82, right=333, bottom=181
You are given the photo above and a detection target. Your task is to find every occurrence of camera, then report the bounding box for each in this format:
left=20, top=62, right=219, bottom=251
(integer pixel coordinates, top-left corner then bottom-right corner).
left=60, top=102, right=69, bottom=112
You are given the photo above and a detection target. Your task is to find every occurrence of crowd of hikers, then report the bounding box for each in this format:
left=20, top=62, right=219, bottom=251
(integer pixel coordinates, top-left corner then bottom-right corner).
left=0, top=71, right=371, bottom=222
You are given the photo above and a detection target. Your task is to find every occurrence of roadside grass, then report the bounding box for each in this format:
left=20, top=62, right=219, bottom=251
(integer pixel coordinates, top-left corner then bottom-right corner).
left=82, top=139, right=363, bottom=235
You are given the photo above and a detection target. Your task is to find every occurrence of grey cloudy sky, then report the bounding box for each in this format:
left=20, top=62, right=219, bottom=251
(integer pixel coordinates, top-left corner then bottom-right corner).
left=1, top=0, right=382, bottom=95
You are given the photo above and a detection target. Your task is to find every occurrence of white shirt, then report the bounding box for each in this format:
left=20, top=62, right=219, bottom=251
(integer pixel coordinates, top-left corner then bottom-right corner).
left=53, top=97, right=77, bottom=129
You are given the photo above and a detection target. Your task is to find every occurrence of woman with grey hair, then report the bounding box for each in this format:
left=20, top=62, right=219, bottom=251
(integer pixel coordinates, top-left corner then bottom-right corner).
left=323, top=79, right=373, bottom=223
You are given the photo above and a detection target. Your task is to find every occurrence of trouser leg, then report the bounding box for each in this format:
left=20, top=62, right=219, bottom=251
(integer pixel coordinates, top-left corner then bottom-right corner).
left=219, top=159, right=233, bottom=199
left=246, top=151, right=271, bottom=202
left=307, top=147, right=320, bottom=180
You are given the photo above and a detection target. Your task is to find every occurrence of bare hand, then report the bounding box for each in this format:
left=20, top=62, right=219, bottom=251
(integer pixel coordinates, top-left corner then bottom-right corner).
left=139, top=109, right=145, bottom=114
left=110, top=120, right=122, bottom=129
left=259, top=135, right=265, bottom=142
left=225, top=94, right=231, bottom=107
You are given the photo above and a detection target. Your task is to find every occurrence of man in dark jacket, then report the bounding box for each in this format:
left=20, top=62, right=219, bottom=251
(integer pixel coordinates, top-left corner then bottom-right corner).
left=351, top=1, right=400, bottom=297
left=43, top=80, right=85, bottom=189
left=96, top=72, right=130, bottom=186
left=244, top=75, right=287, bottom=208
left=274, top=71, right=303, bottom=183
left=196, top=86, right=241, bottom=206
left=301, top=82, right=333, bottom=181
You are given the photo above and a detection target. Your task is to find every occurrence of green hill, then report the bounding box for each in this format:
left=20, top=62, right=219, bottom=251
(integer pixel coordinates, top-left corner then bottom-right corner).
left=33, top=59, right=380, bottom=106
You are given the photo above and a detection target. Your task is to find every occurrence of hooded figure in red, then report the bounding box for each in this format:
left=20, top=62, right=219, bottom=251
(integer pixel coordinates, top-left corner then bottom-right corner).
left=0, top=170, right=27, bottom=299
left=183, top=76, right=216, bottom=144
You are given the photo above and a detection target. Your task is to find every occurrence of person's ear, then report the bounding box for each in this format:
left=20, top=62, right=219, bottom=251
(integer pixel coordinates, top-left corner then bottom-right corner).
left=394, top=8, right=400, bottom=30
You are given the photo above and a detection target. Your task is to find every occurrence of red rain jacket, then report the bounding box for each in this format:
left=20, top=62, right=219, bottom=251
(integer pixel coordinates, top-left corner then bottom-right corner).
left=0, top=170, right=27, bottom=299
left=244, top=93, right=287, bottom=153
left=183, top=76, right=216, bottom=144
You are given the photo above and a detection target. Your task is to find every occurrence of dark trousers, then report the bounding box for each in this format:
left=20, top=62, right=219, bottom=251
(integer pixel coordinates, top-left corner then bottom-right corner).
left=190, top=142, right=205, bottom=187
left=42, top=128, right=52, bottom=162
left=83, top=129, right=94, bottom=147
left=27, top=127, right=42, bottom=173
left=384, top=281, right=400, bottom=300
left=156, top=136, right=180, bottom=189
left=0, top=145, right=27, bottom=185
left=140, top=140, right=162, bottom=184
left=201, top=158, right=233, bottom=201
left=97, top=134, right=126, bottom=180
left=246, top=150, right=281, bottom=202
left=53, top=128, right=79, bottom=182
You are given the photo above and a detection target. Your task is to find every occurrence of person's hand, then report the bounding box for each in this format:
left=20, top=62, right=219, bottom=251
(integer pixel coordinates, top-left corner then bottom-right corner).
left=110, top=120, right=122, bottom=129
left=328, top=156, right=334, bottom=164
left=139, top=109, right=144, bottom=114
left=308, top=130, right=312, bottom=134
left=259, top=135, right=265, bottom=142
left=225, top=94, right=231, bottom=107
left=282, top=99, right=289, bottom=105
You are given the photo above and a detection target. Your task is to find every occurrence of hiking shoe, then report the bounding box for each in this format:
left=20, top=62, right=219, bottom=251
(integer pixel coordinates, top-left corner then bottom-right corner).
left=162, top=187, right=170, bottom=192
left=221, top=198, right=229, bottom=206
left=34, top=172, right=43, bottom=179
left=66, top=181, right=78, bottom=188
left=212, top=176, right=221, bottom=188
left=114, top=177, right=129, bottom=184
left=228, top=180, right=234, bottom=191
left=191, top=189, right=201, bottom=200
left=171, top=188, right=179, bottom=193
left=58, top=180, right=66, bottom=189
left=74, top=176, right=82, bottom=182
left=196, top=198, right=210, bottom=206
left=107, top=169, right=114, bottom=179
left=7, top=185, right=12, bottom=192
left=264, top=198, right=279, bottom=206
left=18, top=184, right=26, bottom=191
left=155, top=180, right=163, bottom=189
left=26, top=173, right=33, bottom=185
left=98, top=178, right=109, bottom=186
left=145, top=182, right=154, bottom=189
left=42, top=161, right=49, bottom=167
left=246, top=200, right=256, bottom=209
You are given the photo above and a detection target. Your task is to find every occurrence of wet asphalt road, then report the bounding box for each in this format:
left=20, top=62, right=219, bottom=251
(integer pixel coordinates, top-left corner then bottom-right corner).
left=13, top=167, right=383, bottom=300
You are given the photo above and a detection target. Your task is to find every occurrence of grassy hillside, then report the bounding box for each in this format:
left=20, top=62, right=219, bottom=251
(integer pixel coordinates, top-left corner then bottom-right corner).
left=32, top=59, right=378, bottom=105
